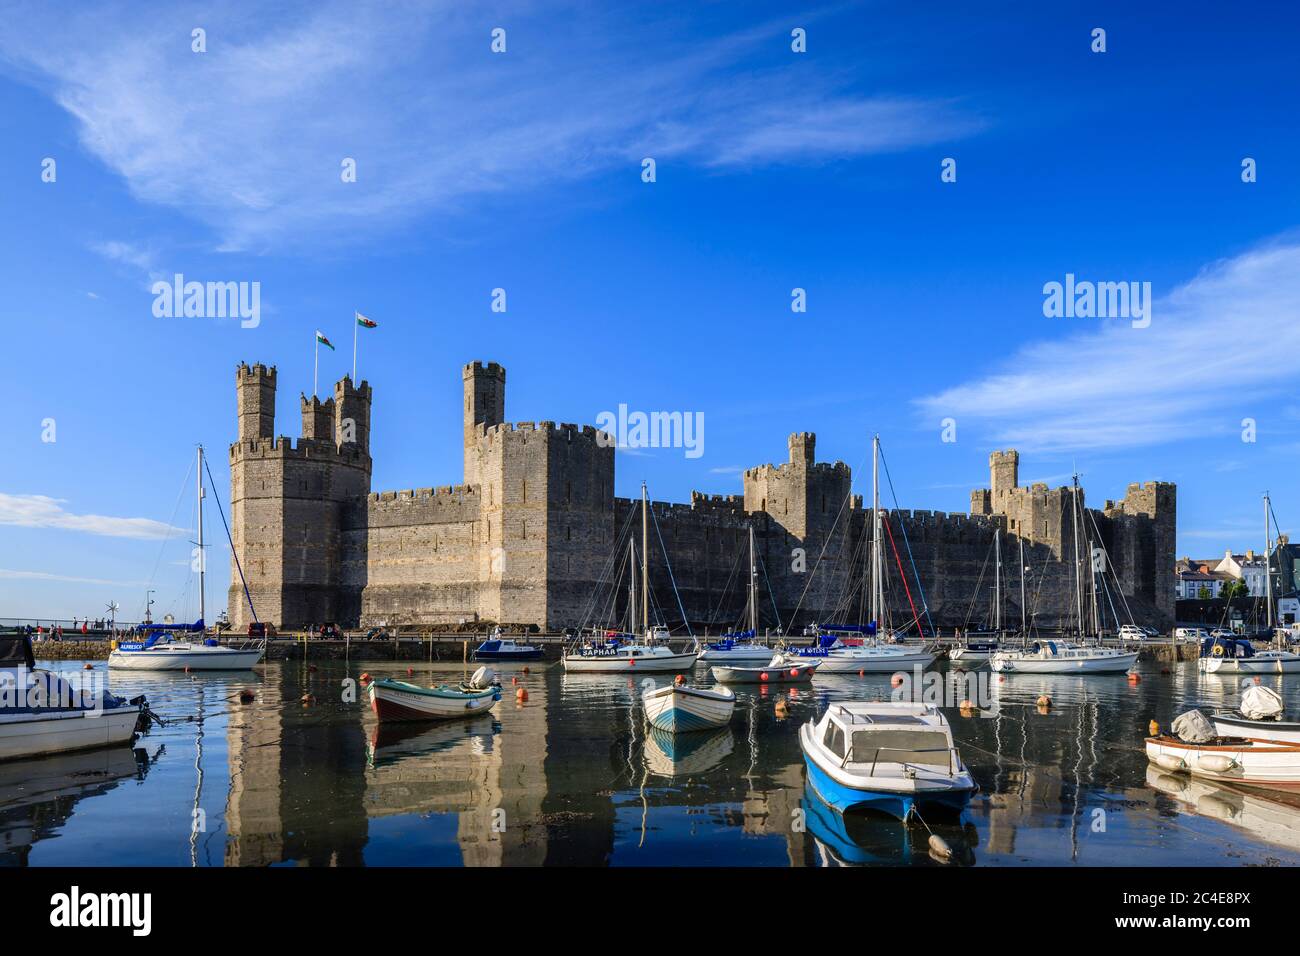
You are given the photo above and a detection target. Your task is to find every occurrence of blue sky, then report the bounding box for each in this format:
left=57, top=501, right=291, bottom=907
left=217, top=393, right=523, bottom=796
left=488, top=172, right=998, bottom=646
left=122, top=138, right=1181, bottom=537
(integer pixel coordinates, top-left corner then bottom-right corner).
left=2, top=0, right=1300, bottom=622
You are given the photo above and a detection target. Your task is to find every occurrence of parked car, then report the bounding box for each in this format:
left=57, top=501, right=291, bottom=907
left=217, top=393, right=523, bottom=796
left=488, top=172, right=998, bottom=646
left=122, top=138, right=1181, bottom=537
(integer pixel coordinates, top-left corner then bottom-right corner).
left=247, top=622, right=276, bottom=638
left=1174, top=626, right=1210, bottom=641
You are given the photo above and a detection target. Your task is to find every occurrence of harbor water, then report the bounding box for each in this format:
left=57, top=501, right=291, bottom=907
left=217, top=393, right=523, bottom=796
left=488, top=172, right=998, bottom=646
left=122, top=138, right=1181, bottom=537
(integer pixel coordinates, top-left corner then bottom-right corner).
left=5, top=656, right=1300, bottom=867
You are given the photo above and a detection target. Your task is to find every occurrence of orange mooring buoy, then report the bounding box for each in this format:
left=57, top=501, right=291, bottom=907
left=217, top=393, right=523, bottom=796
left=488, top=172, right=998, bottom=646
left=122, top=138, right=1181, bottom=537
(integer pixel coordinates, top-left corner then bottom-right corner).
left=516, top=687, right=528, bottom=702
left=301, top=693, right=315, bottom=706
left=1128, top=672, right=1140, bottom=684
left=359, top=672, right=371, bottom=684
left=675, top=674, right=685, bottom=685
left=759, top=671, right=770, bottom=682
left=1149, top=720, right=1160, bottom=736
left=83, top=663, right=94, bottom=670
left=858, top=669, right=865, bottom=677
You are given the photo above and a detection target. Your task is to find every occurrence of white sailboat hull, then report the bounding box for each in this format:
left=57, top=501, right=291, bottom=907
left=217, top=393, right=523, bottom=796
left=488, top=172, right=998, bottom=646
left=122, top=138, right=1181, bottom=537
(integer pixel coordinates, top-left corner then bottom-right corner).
left=562, top=650, right=698, bottom=673
left=108, top=644, right=266, bottom=671
left=990, top=649, right=1137, bottom=674
left=1198, top=651, right=1300, bottom=675
left=0, top=705, right=140, bottom=762
left=813, top=649, right=936, bottom=673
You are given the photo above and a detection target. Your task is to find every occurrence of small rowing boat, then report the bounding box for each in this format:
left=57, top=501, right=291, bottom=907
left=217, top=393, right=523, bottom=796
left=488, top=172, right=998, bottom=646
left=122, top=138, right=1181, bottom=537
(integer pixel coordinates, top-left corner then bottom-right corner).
left=710, top=652, right=820, bottom=684
left=369, top=666, right=502, bottom=722
left=642, top=681, right=735, bottom=732
left=1145, top=734, right=1300, bottom=791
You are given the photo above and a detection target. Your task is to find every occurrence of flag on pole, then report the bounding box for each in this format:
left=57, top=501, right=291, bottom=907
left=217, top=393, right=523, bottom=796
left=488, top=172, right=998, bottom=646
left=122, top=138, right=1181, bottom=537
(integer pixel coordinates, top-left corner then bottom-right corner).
left=356, top=313, right=378, bottom=328
left=316, top=331, right=335, bottom=351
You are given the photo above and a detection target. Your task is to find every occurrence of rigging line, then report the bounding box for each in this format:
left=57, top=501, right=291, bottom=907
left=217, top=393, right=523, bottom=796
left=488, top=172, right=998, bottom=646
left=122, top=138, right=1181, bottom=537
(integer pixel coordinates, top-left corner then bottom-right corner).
left=203, top=455, right=258, bottom=624
left=649, top=502, right=693, bottom=637
left=1084, top=507, right=1136, bottom=627
left=146, top=456, right=196, bottom=598
left=787, top=485, right=855, bottom=627
left=963, top=540, right=994, bottom=629
left=882, top=513, right=922, bottom=634
left=878, top=445, right=935, bottom=634
left=756, top=548, right=784, bottom=634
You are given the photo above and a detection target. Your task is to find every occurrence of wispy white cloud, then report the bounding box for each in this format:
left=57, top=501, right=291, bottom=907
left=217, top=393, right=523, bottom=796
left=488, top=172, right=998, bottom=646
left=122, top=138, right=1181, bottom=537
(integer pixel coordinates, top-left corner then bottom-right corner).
left=915, top=239, right=1300, bottom=452
left=0, top=1, right=982, bottom=252
left=89, top=239, right=164, bottom=287
left=0, top=493, right=185, bottom=540
left=0, top=568, right=149, bottom=586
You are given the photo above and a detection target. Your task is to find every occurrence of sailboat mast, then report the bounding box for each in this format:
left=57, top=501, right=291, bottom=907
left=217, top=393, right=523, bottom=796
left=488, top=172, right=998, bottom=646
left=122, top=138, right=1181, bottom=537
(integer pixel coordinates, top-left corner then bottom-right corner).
left=628, top=538, right=637, bottom=635
left=641, top=482, right=649, bottom=636
left=748, top=524, right=757, bottom=635
left=994, top=527, right=1002, bottom=633
left=1266, top=492, right=1275, bottom=637
left=197, top=444, right=206, bottom=628
left=1019, top=535, right=1027, bottom=634
left=1071, top=474, right=1085, bottom=640
left=871, top=435, right=881, bottom=632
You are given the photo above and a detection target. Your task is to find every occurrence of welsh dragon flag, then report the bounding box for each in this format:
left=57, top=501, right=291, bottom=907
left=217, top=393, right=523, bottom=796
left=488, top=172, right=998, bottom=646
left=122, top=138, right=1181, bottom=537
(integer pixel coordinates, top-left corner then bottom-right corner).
left=315, top=330, right=335, bottom=351
left=356, top=312, right=377, bottom=329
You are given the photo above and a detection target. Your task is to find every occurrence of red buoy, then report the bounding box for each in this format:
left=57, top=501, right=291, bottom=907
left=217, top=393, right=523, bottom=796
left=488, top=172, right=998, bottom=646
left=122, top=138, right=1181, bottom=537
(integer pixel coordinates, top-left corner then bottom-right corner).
left=760, top=672, right=770, bottom=681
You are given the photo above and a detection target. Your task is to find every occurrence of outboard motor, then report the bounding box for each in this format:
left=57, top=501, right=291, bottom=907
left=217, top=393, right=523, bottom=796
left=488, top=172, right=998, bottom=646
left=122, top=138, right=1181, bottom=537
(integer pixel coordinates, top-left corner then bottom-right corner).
left=470, top=665, right=499, bottom=689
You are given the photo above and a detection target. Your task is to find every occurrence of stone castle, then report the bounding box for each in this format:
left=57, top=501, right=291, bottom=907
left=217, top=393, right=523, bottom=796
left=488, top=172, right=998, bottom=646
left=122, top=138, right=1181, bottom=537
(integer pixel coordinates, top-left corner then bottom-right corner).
left=227, top=361, right=1175, bottom=632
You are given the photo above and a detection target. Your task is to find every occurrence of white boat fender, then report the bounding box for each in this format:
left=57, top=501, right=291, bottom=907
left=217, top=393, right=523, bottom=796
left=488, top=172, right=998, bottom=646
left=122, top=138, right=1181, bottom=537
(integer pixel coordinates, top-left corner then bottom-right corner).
left=1196, top=754, right=1239, bottom=774
left=1153, top=754, right=1187, bottom=773
left=927, top=834, right=953, bottom=861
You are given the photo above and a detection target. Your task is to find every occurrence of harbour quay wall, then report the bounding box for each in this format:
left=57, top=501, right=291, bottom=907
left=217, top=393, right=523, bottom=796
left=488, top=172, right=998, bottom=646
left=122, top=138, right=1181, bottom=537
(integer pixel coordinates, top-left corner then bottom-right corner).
left=32, top=641, right=111, bottom=661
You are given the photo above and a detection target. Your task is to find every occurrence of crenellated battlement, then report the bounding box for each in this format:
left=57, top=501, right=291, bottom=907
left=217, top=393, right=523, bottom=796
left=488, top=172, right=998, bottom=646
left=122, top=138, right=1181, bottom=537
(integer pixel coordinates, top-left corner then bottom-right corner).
left=229, top=358, right=1176, bottom=633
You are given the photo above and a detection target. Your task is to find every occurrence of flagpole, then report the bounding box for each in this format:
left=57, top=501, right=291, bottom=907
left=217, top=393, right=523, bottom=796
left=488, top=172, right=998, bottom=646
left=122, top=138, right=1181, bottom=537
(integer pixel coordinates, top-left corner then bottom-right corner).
left=352, top=311, right=358, bottom=383
left=313, top=334, right=319, bottom=398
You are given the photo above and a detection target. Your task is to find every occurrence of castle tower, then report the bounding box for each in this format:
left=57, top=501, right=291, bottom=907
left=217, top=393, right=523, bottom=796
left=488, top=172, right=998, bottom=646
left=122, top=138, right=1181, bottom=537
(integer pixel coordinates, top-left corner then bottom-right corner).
left=300, top=394, right=334, bottom=443
left=229, top=365, right=373, bottom=631
left=237, top=363, right=276, bottom=441
left=463, top=361, right=506, bottom=487
left=789, top=432, right=815, bottom=469
left=334, top=376, right=372, bottom=452
left=990, top=449, right=1019, bottom=501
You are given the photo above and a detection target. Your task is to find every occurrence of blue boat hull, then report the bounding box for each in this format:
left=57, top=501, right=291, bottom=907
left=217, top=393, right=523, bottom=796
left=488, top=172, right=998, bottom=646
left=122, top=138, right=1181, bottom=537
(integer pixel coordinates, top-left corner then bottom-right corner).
left=803, top=750, right=972, bottom=822
left=646, top=704, right=724, bottom=733
left=473, top=649, right=542, bottom=661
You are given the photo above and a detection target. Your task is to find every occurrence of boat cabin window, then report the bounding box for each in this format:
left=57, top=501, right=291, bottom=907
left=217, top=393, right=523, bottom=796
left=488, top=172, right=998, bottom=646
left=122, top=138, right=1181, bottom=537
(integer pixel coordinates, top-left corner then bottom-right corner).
left=850, top=729, right=951, bottom=767
left=823, top=723, right=847, bottom=758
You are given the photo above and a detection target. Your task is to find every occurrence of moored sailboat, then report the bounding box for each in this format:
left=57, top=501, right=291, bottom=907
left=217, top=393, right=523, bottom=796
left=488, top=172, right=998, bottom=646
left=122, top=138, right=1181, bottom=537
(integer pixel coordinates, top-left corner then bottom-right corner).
left=563, top=483, right=700, bottom=673
left=108, top=446, right=267, bottom=671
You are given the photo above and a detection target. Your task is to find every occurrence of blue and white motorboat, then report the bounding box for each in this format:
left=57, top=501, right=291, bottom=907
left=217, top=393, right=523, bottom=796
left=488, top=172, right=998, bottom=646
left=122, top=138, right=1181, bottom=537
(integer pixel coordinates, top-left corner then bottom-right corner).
left=642, top=681, right=735, bottom=732
left=473, top=628, right=543, bottom=661
left=800, top=701, right=976, bottom=821
left=1, top=634, right=147, bottom=762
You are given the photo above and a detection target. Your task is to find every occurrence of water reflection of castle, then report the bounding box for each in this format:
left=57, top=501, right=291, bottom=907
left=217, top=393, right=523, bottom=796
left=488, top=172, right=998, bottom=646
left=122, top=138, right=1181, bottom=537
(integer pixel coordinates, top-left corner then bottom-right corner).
left=219, top=672, right=816, bottom=867
left=222, top=671, right=552, bottom=866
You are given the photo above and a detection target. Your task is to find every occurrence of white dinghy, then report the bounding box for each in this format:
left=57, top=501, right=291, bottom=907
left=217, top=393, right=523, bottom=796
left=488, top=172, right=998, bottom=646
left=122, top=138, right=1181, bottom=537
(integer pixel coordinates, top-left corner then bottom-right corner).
left=1212, top=686, right=1300, bottom=744
left=642, top=680, right=735, bottom=733
left=711, top=652, right=821, bottom=684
